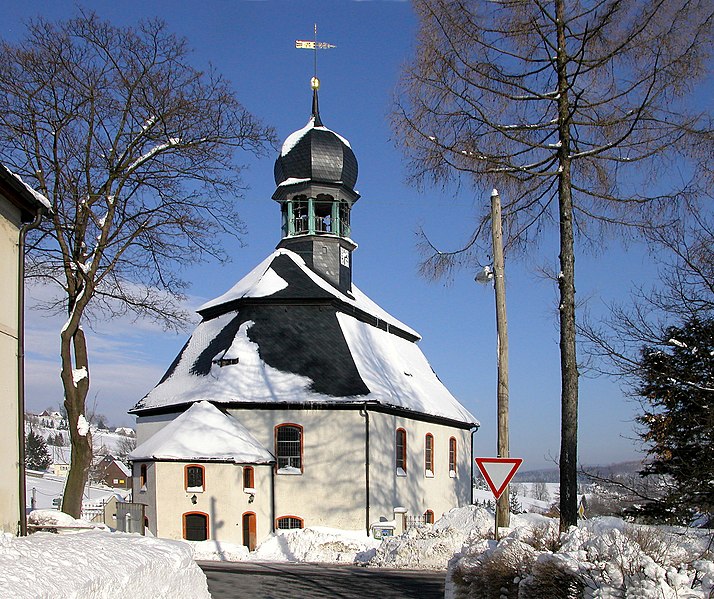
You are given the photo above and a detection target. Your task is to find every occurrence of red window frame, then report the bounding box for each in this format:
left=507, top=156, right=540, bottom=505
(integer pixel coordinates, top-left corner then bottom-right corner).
left=424, top=510, right=435, bottom=524
left=183, top=511, right=209, bottom=541
left=449, top=437, right=457, bottom=474
left=276, top=515, right=304, bottom=530
left=395, top=428, right=407, bottom=473
left=243, top=466, right=255, bottom=489
left=425, top=433, right=434, bottom=474
left=275, top=424, right=304, bottom=473
left=184, top=464, right=205, bottom=491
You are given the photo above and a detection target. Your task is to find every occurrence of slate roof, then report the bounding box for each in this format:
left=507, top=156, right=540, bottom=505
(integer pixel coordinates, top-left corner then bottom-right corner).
left=131, top=249, right=478, bottom=427
left=273, top=102, right=358, bottom=192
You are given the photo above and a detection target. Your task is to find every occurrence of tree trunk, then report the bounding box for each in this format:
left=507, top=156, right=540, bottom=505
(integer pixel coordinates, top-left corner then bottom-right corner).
left=556, top=0, right=579, bottom=533
left=59, top=323, right=92, bottom=518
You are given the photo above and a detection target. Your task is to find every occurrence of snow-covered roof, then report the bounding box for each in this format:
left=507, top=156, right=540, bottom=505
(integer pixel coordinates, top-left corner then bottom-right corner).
left=198, top=248, right=418, bottom=338
left=132, top=250, right=478, bottom=426
left=0, top=163, right=52, bottom=212
left=129, top=401, right=275, bottom=464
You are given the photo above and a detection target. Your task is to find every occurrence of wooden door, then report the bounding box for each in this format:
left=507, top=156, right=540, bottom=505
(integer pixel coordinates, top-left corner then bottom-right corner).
left=242, top=512, right=256, bottom=551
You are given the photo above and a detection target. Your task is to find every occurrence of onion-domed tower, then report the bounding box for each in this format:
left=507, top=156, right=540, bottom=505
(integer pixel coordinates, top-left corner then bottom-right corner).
left=272, top=78, right=359, bottom=294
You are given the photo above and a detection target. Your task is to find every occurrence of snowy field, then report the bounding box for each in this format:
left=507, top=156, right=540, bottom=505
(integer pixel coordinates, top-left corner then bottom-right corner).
left=2, top=506, right=712, bottom=598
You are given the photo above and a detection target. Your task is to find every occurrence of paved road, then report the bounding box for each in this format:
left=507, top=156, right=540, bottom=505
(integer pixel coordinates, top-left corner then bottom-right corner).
left=198, top=561, right=446, bottom=599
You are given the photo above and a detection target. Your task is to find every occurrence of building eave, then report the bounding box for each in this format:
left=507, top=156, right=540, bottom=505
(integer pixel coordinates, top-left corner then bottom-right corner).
left=130, top=399, right=480, bottom=431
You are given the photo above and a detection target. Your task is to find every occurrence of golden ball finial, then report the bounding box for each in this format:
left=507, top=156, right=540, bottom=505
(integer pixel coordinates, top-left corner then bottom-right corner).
left=310, top=76, right=320, bottom=91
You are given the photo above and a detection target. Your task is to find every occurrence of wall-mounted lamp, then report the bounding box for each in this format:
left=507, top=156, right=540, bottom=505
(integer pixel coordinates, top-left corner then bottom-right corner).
left=248, top=494, right=255, bottom=504
left=191, top=494, right=197, bottom=505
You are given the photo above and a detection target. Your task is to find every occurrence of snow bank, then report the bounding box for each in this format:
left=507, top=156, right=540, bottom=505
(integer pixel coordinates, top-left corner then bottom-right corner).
left=191, top=526, right=380, bottom=565
left=251, top=527, right=381, bottom=564
left=444, top=507, right=714, bottom=599
left=28, top=509, right=107, bottom=532
left=0, top=530, right=210, bottom=598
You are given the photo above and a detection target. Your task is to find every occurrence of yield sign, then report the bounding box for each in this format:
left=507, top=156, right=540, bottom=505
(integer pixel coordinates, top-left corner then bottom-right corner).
left=475, top=457, right=523, bottom=500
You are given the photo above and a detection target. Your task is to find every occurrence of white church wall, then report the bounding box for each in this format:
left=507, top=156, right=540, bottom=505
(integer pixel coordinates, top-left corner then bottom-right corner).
left=230, top=407, right=368, bottom=531
left=134, top=406, right=475, bottom=541
left=368, top=412, right=473, bottom=523
left=135, top=460, right=272, bottom=545
left=0, top=199, right=21, bottom=534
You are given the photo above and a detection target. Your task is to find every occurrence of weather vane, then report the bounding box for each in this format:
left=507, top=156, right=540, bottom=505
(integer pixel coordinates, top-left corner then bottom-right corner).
left=295, top=24, right=336, bottom=90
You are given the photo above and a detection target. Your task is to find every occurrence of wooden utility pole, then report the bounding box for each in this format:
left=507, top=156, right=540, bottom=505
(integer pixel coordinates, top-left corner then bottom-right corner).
left=491, top=189, right=510, bottom=532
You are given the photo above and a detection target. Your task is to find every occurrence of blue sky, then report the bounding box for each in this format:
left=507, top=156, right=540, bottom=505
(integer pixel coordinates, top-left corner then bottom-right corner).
left=5, top=0, right=661, bottom=470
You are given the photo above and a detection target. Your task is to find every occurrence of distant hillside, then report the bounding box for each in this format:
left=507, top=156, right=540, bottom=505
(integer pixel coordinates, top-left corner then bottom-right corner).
left=515, top=460, right=645, bottom=483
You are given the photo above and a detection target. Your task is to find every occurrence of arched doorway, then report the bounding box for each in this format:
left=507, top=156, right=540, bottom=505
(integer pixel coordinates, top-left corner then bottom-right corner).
left=242, top=512, right=256, bottom=551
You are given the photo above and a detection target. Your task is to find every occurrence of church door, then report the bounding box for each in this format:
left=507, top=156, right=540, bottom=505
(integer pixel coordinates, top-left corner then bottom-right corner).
left=242, top=512, right=256, bottom=551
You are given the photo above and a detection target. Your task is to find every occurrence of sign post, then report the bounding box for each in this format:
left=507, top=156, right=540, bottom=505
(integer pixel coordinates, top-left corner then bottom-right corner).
left=475, top=457, right=523, bottom=540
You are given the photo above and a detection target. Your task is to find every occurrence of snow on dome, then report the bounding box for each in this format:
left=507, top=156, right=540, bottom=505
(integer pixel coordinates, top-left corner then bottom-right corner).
left=280, top=116, right=352, bottom=157
left=274, top=114, right=358, bottom=190
left=129, top=401, right=274, bottom=464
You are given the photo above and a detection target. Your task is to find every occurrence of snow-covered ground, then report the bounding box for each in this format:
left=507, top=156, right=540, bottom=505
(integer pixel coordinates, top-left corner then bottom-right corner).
left=3, top=506, right=712, bottom=598
left=26, top=470, right=128, bottom=512
left=0, top=511, right=210, bottom=599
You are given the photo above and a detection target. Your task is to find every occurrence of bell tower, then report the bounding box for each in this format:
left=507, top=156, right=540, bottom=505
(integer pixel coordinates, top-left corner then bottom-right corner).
left=272, top=77, right=359, bottom=294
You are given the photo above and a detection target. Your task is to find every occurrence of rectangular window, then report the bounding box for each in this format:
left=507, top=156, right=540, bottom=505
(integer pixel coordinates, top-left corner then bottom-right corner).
left=276, top=425, right=303, bottom=473
left=449, top=437, right=457, bottom=478
left=185, top=465, right=204, bottom=491
left=243, top=466, right=255, bottom=490
left=396, top=428, right=407, bottom=475
left=425, top=433, right=434, bottom=477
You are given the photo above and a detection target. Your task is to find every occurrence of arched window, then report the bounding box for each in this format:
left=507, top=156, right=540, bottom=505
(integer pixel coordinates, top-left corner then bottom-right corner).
left=395, top=428, right=407, bottom=475
left=243, top=466, right=255, bottom=490
left=185, top=464, right=205, bottom=492
left=183, top=512, right=209, bottom=541
left=139, top=463, right=148, bottom=490
left=424, top=510, right=435, bottom=525
left=425, top=433, right=434, bottom=476
left=275, top=424, right=303, bottom=473
left=449, top=437, right=457, bottom=477
left=276, top=515, right=304, bottom=530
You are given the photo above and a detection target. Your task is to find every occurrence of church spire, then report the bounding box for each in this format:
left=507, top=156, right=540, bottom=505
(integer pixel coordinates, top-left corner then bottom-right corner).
left=310, top=76, right=323, bottom=127
left=272, top=78, right=359, bottom=293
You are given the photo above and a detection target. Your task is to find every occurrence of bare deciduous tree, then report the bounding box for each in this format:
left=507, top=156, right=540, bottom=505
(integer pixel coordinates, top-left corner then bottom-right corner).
left=392, top=0, right=712, bottom=530
left=581, top=203, right=714, bottom=379
left=0, top=11, right=276, bottom=517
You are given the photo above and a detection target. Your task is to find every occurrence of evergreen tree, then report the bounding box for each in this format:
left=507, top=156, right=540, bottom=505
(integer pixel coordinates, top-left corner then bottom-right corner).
left=509, top=490, right=523, bottom=515
left=633, top=317, right=714, bottom=524
left=25, top=429, right=52, bottom=471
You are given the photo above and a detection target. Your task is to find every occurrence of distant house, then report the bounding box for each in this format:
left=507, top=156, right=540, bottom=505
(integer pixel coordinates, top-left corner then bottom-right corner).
left=129, top=85, right=480, bottom=548
left=93, top=455, right=132, bottom=490
left=0, top=164, right=50, bottom=534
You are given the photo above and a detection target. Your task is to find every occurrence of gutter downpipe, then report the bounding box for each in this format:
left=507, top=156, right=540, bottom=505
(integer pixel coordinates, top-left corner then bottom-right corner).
left=270, top=464, right=276, bottom=533
left=360, top=403, right=370, bottom=536
left=18, top=209, right=44, bottom=536
left=471, top=427, right=478, bottom=504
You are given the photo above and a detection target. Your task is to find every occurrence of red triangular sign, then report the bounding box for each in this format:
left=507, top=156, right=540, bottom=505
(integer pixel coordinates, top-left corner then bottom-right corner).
left=475, top=457, right=523, bottom=500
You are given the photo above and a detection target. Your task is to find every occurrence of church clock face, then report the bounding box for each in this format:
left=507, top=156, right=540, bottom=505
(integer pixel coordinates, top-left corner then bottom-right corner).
left=340, top=246, right=350, bottom=267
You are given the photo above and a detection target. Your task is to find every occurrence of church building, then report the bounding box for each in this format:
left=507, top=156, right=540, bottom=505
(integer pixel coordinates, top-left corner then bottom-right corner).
left=129, top=79, right=479, bottom=548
